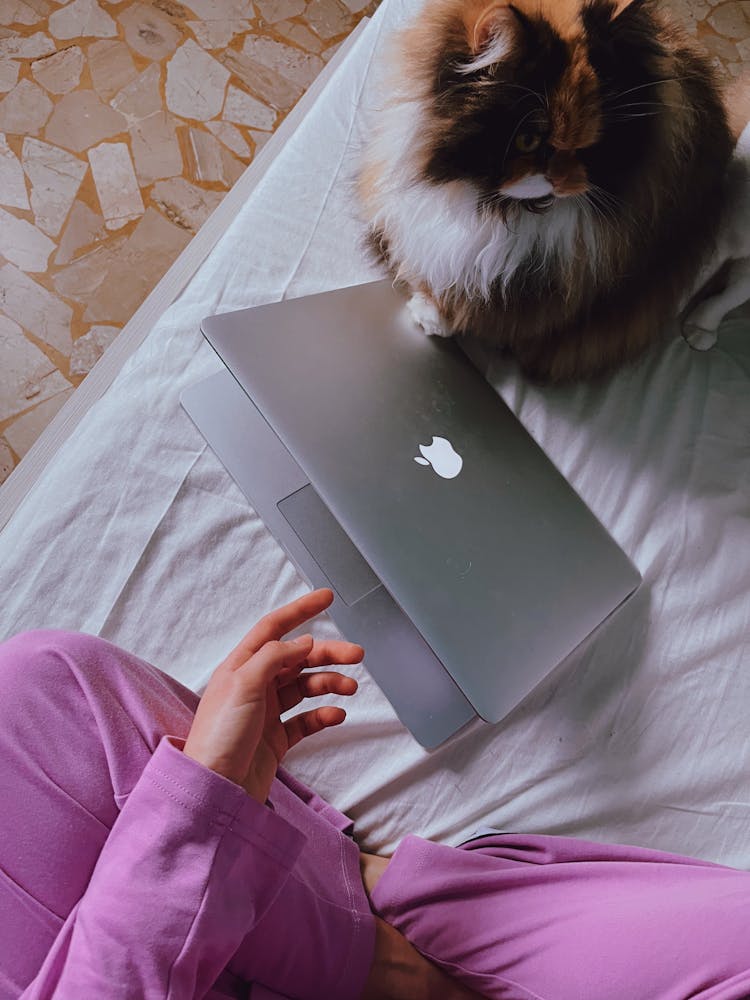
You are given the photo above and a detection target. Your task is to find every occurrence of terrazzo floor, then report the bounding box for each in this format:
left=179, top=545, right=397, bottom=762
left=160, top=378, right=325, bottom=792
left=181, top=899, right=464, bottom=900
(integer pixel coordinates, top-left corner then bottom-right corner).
left=0, top=0, right=748, bottom=485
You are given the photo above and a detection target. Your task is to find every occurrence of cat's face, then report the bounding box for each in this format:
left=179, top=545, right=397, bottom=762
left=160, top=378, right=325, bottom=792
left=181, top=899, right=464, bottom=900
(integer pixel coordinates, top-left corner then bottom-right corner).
left=414, top=0, right=673, bottom=213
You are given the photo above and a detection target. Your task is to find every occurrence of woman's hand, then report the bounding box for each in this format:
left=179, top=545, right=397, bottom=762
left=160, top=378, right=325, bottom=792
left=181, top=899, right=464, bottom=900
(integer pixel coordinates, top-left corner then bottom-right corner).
left=183, top=588, right=363, bottom=803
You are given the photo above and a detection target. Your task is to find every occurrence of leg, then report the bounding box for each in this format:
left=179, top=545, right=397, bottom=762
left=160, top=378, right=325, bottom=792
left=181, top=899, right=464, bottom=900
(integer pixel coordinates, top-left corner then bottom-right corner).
left=683, top=256, right=750, bottom=350
left=407, top=286, right=456, bottom=338
left=0, top=630, right=197, bottom=993
left=370, top=833, right=750, bottom=1000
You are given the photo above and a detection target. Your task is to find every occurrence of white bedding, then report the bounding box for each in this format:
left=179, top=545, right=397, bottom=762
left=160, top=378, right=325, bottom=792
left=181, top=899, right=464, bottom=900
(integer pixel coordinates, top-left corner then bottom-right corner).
left=1, top=0, right=749, bottom=866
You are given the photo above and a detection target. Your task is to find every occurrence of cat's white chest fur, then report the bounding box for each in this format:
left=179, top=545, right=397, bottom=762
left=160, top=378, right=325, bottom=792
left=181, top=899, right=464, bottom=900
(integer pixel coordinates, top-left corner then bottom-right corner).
left=364, top=99, right=592, bottom=303
left=372, top=172, right=587, bottom=302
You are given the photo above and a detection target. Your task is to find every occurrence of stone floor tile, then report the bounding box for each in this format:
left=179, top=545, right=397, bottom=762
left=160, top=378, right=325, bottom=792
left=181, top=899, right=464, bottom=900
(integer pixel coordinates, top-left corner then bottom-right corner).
left=110, top=63, right=161, bottom=123
left=254, top=0, right=305, bottom=24
left=84, top=207, right=191, bottom=322
left=219, top=47, right=302, bottom=110
left=0, top=263, right=73, bottom=355
left=0, top=0, right=51, bottom=28
left=0, top=60, right=21, bottom=93
left=709, top=1, right=750, bottom=39
left=55, top=199, right=106, bottom=264
left=4, top=386, right=74, bottom=457
left=303, top=0, right=353, bottom=40
left=188, top=18, right=250, bottom=49
left=0, top=79, right=53, bottom=135
left=69, top=324, right=119, bottom=375
left=271, top=20, right=324, bottom=54
left=22, top=136, right=87, bottom=236
left=0, top=440, right=13, bottom=485
left=223, top=83, right=276, bottom=128
left=151, top=176, right=223, bottom=232
left=206, top=119, right=250, bottom=157
left=241, top=34, right=324, bottom=88
left=0, top=312, right=70, bottom=422
left=0, top=31, right=55, bottom=60
left=31, top=45, right=84, bottom=94
left=118, top=2, right=183, bottom=60
left=0, top=206, right=56, bottom=272
left=0, top=132, right=30, bottom=210
left=129, top=110, right=182, bottom=184
left=166, top=38, right=230, bottom=119
left=183, top=0, right=253, bottom=19
left=48, top=0, right=117, bottom=39
left=52, top=234, right=127, bottom=299
left=88, top=39, right=138, bottom=100
left=88, top=140, right=145, bottom=230
left=44, top=89, right=126, bottom=151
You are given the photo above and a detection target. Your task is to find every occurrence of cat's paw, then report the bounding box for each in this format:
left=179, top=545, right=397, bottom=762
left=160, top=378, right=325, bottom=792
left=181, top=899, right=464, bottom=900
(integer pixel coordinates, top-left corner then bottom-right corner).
left=407, top=291, right=454, bottom=338
left=682, top=322, right=718, bottom=352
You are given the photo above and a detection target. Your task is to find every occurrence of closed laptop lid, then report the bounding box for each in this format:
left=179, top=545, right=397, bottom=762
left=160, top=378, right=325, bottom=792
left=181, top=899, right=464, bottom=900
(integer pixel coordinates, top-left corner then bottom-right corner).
left=202, top=279, right=640, bottom=724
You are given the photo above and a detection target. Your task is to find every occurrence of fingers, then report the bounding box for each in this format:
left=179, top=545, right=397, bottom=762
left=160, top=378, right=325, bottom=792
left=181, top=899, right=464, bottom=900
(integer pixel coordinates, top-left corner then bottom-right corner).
left=275, top=639, right=364, bottom=686
left=225, top=588, right=334, bottom=669
left=237, top=634, right=316, bottom=691
left=304, top=638, right=365, bottom=670
left=283, top=706, right=347, bottom=750
left=277, top=670, right=358, bottom=714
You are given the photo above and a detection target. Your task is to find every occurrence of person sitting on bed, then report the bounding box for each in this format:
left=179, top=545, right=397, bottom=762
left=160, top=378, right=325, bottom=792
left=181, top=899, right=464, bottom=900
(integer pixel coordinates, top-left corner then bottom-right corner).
left=1, top=586, right=748, bottom=1000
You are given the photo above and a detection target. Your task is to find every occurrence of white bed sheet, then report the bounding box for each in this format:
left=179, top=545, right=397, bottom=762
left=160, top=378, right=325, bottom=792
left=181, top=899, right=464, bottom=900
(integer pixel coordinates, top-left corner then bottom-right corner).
left=1, top=0, right=749, bottom=866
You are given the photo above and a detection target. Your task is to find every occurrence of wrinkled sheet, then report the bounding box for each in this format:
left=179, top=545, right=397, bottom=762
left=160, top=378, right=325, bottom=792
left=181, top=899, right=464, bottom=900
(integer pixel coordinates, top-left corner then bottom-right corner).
left=1, top=0, right=749, bottom=866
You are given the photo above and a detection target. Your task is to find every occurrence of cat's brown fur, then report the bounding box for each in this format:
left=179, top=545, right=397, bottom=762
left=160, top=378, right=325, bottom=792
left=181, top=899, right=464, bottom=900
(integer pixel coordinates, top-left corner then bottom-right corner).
left=359, top=0, right=734, bottom=382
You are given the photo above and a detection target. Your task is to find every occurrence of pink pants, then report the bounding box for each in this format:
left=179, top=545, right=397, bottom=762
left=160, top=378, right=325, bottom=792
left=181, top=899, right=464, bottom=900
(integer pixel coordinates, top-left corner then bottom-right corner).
left=2, top=630, right=750, bottom=1000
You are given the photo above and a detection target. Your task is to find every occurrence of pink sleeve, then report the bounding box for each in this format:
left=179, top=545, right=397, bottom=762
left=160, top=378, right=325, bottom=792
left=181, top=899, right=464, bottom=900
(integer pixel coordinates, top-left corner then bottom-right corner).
left=20, top=736, right=306, bottom=1000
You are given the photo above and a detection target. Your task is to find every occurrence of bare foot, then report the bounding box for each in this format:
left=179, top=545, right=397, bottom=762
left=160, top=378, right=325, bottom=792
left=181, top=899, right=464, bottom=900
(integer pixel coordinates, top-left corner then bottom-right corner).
left=360, top=916, right=486, bottom=1000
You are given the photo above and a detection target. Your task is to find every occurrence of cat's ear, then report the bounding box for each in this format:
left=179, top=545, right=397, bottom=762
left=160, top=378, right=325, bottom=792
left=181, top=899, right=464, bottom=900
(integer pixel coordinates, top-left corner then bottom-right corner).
left=467, top=1, right=516, bottom=54
left=583, top=0, right=654, bottom=42
left=611, top=0, right=651, bottom=16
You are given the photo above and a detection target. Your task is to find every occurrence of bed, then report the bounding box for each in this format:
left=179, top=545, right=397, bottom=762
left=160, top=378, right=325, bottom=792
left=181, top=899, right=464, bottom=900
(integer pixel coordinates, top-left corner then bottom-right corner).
left=0, top=0, right=748, bottom=869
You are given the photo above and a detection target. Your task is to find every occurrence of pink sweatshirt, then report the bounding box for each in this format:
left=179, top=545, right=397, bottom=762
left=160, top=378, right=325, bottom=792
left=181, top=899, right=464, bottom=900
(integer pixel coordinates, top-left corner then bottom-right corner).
left=0, top=630, right=374, bottom=1000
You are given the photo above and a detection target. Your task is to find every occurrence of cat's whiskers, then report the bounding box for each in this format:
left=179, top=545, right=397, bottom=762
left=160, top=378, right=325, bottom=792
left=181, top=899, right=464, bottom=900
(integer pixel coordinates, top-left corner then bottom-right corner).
left=580, top=192, right=616, bottom=235
left=586, top=183, right=625, bottom=216
left=500, top=82, right=547, bottom=109
left=609, top=111, right=667, bottom=122
left=603, top=77, right=683, bottom=105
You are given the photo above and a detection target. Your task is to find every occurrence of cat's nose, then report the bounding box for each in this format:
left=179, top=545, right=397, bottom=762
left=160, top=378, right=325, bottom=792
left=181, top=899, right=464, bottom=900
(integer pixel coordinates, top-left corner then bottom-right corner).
left=546, top=151, right=588, bottom=195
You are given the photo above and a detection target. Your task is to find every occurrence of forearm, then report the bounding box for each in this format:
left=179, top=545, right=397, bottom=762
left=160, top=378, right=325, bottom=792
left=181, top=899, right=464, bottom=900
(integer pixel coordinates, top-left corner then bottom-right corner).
left=21, top=738, right=305, bottom=1000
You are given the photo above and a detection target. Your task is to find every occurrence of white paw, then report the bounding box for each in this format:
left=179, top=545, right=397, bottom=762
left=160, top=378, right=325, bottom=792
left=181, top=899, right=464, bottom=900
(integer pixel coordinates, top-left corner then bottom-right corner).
left=683, top=322, right=718, bottom=352
left=407, top=291, right=453, bottom=338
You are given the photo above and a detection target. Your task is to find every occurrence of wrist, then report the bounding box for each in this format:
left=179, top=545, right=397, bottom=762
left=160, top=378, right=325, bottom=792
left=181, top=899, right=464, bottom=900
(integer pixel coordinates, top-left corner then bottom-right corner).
left=181, top=736, right=245, bottom=786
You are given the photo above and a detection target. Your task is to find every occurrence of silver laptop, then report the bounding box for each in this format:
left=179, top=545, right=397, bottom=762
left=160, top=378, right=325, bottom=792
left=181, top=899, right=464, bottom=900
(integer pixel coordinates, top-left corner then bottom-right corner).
left=181, top=279, right=640, bottom=748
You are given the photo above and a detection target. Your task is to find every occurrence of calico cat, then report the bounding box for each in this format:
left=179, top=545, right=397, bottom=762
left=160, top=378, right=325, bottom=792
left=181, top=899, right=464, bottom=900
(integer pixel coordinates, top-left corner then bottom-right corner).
left=358, top=0, right=735, bottom=382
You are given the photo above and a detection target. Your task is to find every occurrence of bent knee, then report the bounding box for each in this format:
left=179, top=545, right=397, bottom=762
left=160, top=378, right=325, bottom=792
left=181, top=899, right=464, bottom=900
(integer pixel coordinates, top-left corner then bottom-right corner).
left=0, top=629, right=116, bottom=724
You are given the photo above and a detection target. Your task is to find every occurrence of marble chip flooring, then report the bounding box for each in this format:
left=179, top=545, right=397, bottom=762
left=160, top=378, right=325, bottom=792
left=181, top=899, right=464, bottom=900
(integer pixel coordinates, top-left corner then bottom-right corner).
left=0, top=0, right=748, bottom=485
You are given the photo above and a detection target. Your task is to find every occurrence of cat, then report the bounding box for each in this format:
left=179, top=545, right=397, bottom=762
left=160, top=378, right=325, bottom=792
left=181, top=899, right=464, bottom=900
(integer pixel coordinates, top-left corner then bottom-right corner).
left=357, top=0, right=735, bottom=383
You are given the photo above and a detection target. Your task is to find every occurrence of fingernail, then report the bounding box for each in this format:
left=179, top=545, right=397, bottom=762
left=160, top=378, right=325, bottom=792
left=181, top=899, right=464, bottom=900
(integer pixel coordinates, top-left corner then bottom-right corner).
left=294, top=633, right=313, bottom=646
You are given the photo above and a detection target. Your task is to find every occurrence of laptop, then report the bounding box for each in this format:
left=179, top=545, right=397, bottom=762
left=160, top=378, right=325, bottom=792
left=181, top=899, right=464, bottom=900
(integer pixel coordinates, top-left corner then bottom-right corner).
left=181, top=279, right=640, bottom=748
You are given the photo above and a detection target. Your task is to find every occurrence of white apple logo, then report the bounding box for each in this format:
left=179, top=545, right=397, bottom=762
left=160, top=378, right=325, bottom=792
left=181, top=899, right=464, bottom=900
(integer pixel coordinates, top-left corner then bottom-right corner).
left=414, top=436, right=463, bottom=479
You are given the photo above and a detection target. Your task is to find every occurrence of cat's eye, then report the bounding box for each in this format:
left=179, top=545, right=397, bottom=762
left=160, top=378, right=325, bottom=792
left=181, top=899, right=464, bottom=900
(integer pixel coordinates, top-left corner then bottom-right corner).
left=515, top=132, right=542, bottom=153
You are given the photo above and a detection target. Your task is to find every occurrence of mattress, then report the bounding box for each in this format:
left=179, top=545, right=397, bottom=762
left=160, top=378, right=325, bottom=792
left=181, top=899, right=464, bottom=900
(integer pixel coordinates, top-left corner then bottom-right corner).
left=0, top=0, right=748, bottom=867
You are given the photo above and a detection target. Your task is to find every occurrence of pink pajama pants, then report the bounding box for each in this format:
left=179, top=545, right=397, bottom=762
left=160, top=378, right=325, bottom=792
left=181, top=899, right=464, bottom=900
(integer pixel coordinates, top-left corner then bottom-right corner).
left=2, top=629, right=750, bottom=1000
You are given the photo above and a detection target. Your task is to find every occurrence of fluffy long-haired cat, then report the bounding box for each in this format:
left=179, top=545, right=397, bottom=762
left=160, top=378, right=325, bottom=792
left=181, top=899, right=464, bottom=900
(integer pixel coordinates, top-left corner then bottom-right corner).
left=358, top=0, right=734, bottom=382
